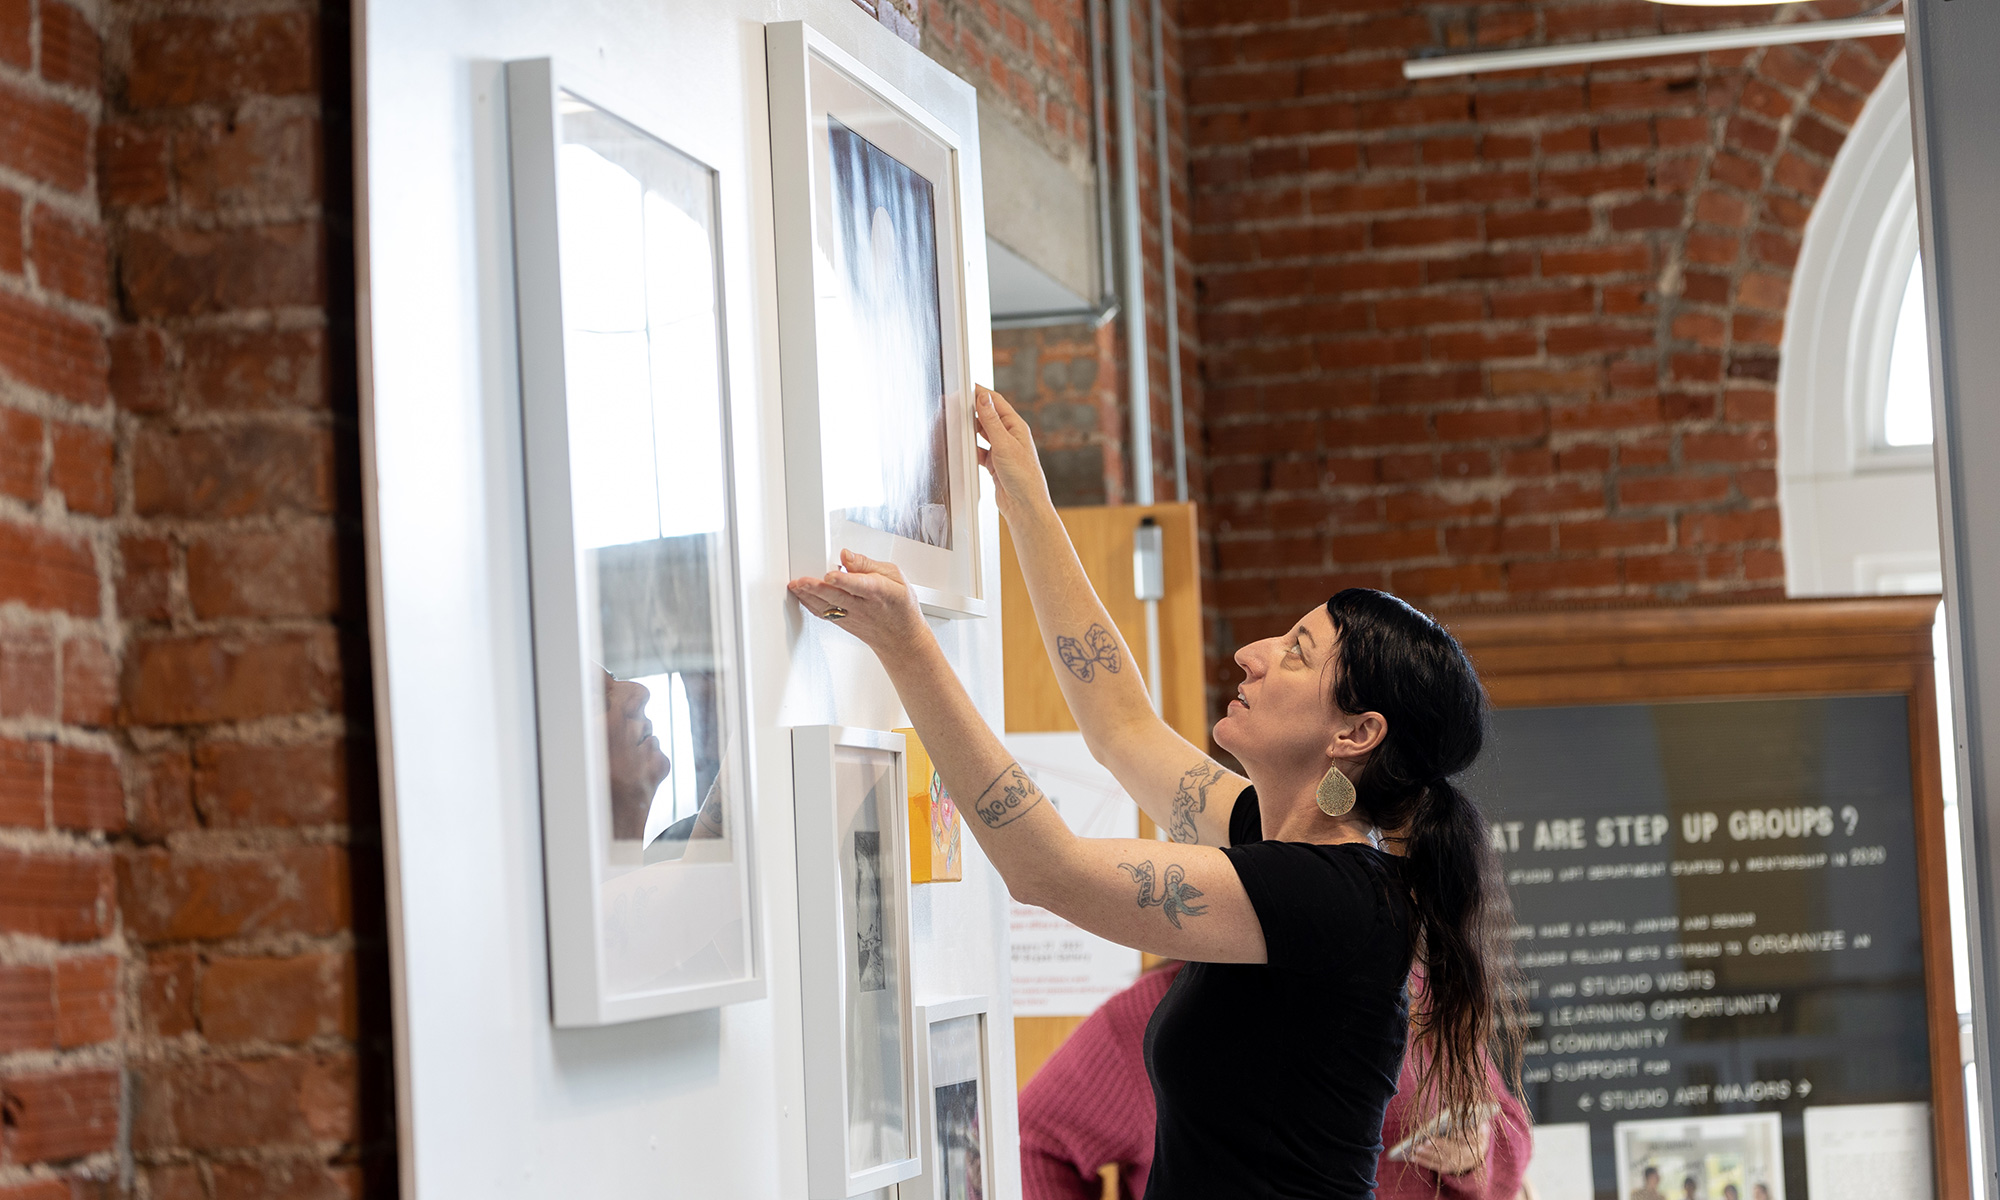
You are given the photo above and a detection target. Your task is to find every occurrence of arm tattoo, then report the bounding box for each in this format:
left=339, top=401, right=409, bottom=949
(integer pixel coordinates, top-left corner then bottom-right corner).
left=1170, top=762, right=1229, bottom=844
left=1119, top=860, right=1208, bottom=929
left=969, top=763, right=1045, bottom=829
left=1056, top=623, right=1122, bottom=683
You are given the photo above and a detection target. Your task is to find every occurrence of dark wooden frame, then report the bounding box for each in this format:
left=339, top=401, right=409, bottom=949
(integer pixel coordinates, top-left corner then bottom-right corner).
left=1444, top=596, right=1967, bottom=1200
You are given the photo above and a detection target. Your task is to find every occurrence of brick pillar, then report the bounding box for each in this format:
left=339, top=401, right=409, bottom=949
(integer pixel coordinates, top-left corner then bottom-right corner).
left=100, top=1, right=389, bottom=1194
left=0, top=0, right=125, bottom=1190
left=0, top=1, right=387, bottom=1196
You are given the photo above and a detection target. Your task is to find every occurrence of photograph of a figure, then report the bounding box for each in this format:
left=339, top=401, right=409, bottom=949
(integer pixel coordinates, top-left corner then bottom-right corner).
left=934, top=1078, right=983, bottom=1200
left=826, top=116, right=951, bottom=549
left=854, top=829, right=887, bottom=991
left=1615, top=1114, right=1785, bottom=1200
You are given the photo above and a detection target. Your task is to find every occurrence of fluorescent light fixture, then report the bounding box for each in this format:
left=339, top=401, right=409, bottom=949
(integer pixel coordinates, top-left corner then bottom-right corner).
left=1403, top=15, right=1903, bottom=79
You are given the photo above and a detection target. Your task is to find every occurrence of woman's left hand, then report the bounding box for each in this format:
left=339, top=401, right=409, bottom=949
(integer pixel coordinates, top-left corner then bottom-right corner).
left=787, top=549, right=930, bottom=659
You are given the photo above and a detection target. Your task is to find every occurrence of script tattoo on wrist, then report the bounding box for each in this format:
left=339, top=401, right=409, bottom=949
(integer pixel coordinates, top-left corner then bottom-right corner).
left=1056, top=623, right=1122, bottom=683
left=970, top=763, right=1044, bottom=829
left=1170, top=762, right=1229, bottom=844
left=1118, top=860, right=1208, bottom=929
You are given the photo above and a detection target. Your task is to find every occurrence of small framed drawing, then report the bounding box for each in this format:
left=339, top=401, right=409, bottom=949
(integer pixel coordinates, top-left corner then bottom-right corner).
left=506, top=59, right=761, bottom=1025
left=793, top=727, right=922, bottom=1196
left=766, top=20, right=987, bottom=619
left=904, top=996, right=995, bottom=1200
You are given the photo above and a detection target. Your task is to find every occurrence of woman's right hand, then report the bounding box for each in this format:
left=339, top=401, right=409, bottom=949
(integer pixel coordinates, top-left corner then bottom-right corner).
left=974, top=385, right=1054, bottom=527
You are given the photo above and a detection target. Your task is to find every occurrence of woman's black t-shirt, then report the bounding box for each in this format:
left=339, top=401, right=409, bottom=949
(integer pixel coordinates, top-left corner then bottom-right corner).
left=1141, top=788, right=1413, bottom=1199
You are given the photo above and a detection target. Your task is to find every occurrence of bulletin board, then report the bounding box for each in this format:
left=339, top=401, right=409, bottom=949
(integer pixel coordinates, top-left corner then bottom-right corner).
left=1446, top=597, right=1965, bottom=1200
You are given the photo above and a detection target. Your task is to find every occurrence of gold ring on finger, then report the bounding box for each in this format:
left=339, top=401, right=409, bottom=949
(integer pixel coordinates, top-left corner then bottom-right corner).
left=823, top=606, right=848, bottom=620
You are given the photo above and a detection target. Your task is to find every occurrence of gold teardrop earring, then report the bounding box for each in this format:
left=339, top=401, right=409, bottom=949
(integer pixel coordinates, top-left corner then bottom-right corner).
left=1315, top=764, right=1356, bottom=818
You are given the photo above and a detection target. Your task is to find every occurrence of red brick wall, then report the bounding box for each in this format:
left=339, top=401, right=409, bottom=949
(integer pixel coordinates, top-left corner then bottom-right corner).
left=992, top=320, right=1123, bottom=506
left=923, top=0, right=1202, bottom=511
left=1182, top=1, right=1899, bottom=696
left=0, top=1, right=388, bottom=1195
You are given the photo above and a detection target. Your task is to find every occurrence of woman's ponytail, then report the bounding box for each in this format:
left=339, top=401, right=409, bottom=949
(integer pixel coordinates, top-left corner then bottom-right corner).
left=1402, top=777, right=1522, bottom=1129
left=1324, top=589, right=1522, bottom=1131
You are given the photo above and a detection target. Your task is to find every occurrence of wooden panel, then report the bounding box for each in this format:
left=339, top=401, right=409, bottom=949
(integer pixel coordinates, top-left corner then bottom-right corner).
left=1002, top=503, right=1206, bottom=1091
left=1001, top=502, right=1208, bottom=746
left=1445, top=594, right=1941, bottom=648
left=1013, top=1013, right=1086, bottom=1092
left=1452, top=596, right=1966, bottom=1200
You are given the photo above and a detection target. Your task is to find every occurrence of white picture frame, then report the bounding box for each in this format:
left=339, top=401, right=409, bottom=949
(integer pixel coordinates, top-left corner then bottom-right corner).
left=902, top=995, right=997, bottom=1200
left=793, top=726, right=922, bottom=1196
left=766, top=20, right=987, bottom=620
left=507, top=58, right=763, bottom=1026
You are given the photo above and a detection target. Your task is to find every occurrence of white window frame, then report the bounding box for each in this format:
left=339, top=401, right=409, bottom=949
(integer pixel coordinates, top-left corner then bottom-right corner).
left=1778, top=53, right=1942, bottom=597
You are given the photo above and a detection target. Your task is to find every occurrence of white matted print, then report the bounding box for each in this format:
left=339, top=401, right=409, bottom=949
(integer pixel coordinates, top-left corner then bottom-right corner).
left=1803, top=1103, right=1933, bottom=1200
left=1523, top=1122, right=1596, bottom=1200
left=1614, top=1113, right=1785, bottom=1200
left=902, top=996, right=994, bottom=1200
left=766, top=20, right=985, bottom=619
left=794, top=727, right=921, bottom=1197
left=506, top=58, right=760, bottom=1026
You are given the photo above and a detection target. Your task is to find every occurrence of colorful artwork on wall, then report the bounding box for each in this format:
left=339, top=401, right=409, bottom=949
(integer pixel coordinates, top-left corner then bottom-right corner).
left=897, top=728, right=963, bottom=883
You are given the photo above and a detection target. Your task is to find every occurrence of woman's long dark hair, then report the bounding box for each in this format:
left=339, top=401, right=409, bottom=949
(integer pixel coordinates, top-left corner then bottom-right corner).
left=1324, top=588, right=1521, bottom=1132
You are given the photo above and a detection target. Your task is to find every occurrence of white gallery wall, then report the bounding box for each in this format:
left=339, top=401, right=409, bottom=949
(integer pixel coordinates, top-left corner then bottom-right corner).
left=354, top=1, right=1015, bottom=1195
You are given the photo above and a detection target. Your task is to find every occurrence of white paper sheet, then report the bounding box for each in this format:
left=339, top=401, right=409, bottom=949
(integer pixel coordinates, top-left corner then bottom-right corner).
left=1803, top=1103, right=1934, bottom=1200
left=1524, top=1122, right=1596, bottom=1200
left=1003, top=732, right=1142, bottom=1017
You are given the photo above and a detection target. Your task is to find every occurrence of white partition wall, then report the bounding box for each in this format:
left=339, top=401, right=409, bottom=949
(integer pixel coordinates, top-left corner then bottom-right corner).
left=1907, top=0, right=2000, bottom=1191
left=352, top=2, right=1015, bottom=1195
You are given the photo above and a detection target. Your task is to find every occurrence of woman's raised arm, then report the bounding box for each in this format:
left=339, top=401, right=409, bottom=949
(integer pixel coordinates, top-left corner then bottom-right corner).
left=788, top=552, right=1264, bottom=963
left=975, top=386, right=1245, bottom=847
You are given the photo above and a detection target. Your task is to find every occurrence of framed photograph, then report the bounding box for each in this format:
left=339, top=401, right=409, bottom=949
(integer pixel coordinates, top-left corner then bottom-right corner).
left=793, top=726, right=921, bottom=1196
left=766, top=20, right=986, bottom=619
left=506, top=58, right=761, bottom=1025
left=1614, top=1114, right=1785, bottom=1200
left=904, top=996, right=995, bottom=1200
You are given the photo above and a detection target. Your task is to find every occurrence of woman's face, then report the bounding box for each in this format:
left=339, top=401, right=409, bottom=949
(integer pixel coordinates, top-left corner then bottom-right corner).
left=1214, top=606, right=1348, bottom=775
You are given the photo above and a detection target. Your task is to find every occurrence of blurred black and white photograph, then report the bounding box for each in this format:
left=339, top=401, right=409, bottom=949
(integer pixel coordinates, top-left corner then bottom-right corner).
left=827, top=117, right=952, bottom=550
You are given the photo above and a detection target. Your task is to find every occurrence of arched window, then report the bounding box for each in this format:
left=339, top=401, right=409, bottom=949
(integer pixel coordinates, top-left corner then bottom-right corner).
left=1778, top=53, right=1940, bottom=597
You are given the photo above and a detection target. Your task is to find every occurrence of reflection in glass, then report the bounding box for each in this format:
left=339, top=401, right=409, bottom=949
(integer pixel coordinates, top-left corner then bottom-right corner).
left=1883, top=255, right=1933, bottom=448
left=836, top=745, right=909, bottom=1171
left=555, top=92, right=746, bottom=1000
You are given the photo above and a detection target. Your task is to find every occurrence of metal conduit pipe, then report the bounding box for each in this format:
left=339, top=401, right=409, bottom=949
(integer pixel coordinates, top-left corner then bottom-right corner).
left=1109, top=0, right=1153, bottom=507
left=1090, top=0, right=1118, bottom=319
left=1149, top=0, right=1187, bottom=505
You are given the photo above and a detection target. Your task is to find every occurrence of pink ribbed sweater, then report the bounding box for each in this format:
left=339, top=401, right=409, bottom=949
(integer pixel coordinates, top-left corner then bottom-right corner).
left=1018, top=963, right=1531, bottom=1200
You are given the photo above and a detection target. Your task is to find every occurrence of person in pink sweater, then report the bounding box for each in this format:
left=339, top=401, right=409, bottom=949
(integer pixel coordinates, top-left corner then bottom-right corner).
left=1021, top=963, right=1531, bottom=1200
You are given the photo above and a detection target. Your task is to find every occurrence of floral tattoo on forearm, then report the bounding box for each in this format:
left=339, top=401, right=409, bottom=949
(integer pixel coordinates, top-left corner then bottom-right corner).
left=970, top=763, right=1045, bottom=829
left=1170, top=761, right=1229, bottom=844
left=1119, top=860, right=1208, bottom=928
left=1057, top=623, right=1122, bottom=683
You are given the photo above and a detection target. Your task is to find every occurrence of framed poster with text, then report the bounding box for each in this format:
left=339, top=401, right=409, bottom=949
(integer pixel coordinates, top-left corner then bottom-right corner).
left=1447, top=597, right=1965, bottom=1200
